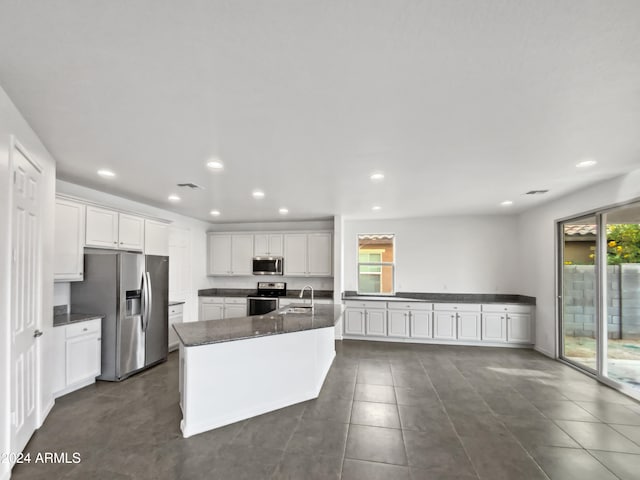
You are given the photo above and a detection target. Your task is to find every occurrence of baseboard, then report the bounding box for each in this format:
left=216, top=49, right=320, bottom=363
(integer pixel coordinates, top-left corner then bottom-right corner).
left=534, top=345, right=555, bottom=359
left=342, top=335, right=533, bottom=349
left=38, top=398, right=55, bottom=428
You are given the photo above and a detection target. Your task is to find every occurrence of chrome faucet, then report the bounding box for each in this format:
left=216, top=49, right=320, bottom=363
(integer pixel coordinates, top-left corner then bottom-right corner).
left=299, top=285, right=314, bottom=310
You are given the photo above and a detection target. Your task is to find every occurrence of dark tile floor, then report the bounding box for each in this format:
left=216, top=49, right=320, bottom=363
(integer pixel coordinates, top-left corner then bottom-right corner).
left=12, top=340, right=640, bottom=479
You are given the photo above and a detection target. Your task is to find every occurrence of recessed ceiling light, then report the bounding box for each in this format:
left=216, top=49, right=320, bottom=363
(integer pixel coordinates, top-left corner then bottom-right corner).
left=97, top=169, right=115, bottom=178
left=372, top=205, right=382, bottom=211
left=576, top=159, right=597, bottom=168
left=279, top=208, right=289, bottom=215
left=252, top=190, right=265, bottom=199
left=501, top=200, right=513, bottom=206
left=210, top=209, right=221, bottom=216
left=168, top=194, right=181, bottom=202
left=370, top=172, right=385, bottom=181
left=206, top=158, right=224, bottom=170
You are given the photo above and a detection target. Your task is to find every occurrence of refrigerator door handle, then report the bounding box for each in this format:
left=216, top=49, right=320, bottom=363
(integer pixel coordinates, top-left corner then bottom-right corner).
left=144, top=272, right=153, bottom=331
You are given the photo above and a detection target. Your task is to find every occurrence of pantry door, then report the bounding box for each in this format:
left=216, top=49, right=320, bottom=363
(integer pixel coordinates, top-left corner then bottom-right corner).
left=10, top=139, right=43, bottom=456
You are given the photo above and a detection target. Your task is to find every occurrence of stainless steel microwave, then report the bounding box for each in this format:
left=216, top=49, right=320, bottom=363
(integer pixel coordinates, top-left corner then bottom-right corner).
left=252, top=257, right=284, bottom=275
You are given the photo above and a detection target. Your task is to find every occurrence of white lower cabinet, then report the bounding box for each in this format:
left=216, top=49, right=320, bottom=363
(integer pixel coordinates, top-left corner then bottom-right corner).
left=344, top=309, right=365, bottom=335
left=343, top=299, right=533, bottom=347
left=433, top=311, right=457, bottom=340
left=388, top=310, right=409, bottom=337
left=169, top=303, right=184, bottom=352
left=366, top=309, right=387, bottom=336
left=54, top=318, right=102, bottom=398
left=482, top=304, right=533, bottom=344
left=199, top=297, right=248, bottom=321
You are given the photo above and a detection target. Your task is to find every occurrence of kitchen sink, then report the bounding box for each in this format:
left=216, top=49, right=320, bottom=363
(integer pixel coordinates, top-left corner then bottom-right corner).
left=281, top=304, right=314, bottom=314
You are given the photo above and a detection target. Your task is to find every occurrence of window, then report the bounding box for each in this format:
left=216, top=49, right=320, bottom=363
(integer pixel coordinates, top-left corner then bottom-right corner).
left=358, top=234, right=395, bottom=294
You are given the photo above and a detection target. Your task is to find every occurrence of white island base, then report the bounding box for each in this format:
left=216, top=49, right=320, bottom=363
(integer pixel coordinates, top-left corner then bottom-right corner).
left=179, top=326, right=335, bottom=438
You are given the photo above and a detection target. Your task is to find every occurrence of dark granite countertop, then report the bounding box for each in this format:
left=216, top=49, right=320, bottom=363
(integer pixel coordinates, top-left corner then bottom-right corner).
left=173, top=304, right=343, bottom=347
left=342, top=291, right=536, bottom=305
left=53, top=313, right=104, bottom=327
left=198, top=288, right=334, bottom=299
left=169, top=300, right=186, bottom=306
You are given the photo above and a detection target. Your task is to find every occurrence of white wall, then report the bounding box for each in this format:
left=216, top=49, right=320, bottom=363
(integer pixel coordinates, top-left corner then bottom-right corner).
left=56, top=180, right=214, bottom=323
left=0, top=85, right=56, bottom=480
left=343, top=215, right=520, bottom=294
left=518, top=168, right=640, bottom=357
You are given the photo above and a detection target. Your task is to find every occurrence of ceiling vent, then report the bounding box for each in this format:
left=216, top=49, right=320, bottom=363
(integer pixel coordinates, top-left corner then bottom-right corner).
left=177, top=182, right=204, bottom=190
left=525, top=189, right=549, bottom=195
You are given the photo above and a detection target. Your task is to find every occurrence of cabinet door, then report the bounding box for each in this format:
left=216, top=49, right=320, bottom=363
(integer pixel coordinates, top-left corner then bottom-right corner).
left=145, top=220, right=169, bottom=256
left=118, top=214, right=144, bottom=251
left=457, top=312, right=481, bottom=341
left=388, top=310, right=409, bottom=337
left=308, top=233, right=332, bottom=276
left=85, top=206, right=119, bottom=248
left=231, top=235, right=253, bottom=275
left=66, top=334, right=101, bottom=386
left=482, top=313, right=507, bottom=342
left=200, top=302, right=224, bottom=321
left=433, top=311, right=456, bottom=340
left=168, top=313, right=182, bottom=351
left=284, top=234, right=307, bottom=275
left=344, top=309, right=365, bottom=335
left=268, top=234, right=284, bottom=256
left=254, top=234, right=270, bottom=256
left=54, top=199, right=85, bottom=281
left=208, top=234, right=232, bottom=275
left=224, top=304, right=247, bottom=319
left=410, top=311, right=432, bottom=338
left=366, top=309, right=387, bottom=336
left=507, top=313, right=532, bottom=343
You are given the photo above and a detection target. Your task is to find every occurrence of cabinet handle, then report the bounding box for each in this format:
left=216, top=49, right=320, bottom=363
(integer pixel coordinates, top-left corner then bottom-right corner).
left=97, top=338, right=101, bottom=341
left=113, top=241, right=117, bottom=244
left=83, top=328, right=88, bottom=332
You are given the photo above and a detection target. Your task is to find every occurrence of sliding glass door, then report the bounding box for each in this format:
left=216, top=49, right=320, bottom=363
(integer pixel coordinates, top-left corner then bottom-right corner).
left=560, top=216, right=599, bottom=373
left=559, top=202, right=640, bottom=396
left=603, top=204, right=640, bottom=391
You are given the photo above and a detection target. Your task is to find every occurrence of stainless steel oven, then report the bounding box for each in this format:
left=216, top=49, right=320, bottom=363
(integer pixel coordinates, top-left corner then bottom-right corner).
left=247, top=282, right=287, bottom=315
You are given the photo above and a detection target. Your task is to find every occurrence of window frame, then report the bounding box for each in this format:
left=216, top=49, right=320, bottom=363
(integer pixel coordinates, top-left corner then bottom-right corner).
left=357, top=233, right=396, bottom=295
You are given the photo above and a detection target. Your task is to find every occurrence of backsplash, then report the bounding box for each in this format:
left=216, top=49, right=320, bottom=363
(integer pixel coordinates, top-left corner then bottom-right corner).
left=205, top=276, right=334, bottom=291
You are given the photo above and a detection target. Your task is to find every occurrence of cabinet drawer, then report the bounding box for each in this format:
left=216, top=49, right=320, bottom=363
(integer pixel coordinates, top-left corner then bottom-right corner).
left=169, top=304, right=184, bottom=315
left=482, top=304, right=531, bottom=314
left=344, top=300, right=386, bottom=309
left=66, top=320, right=101, bottom=339
left=387, top=302, right=432, bottom=311
left=199, top=297, right=224, bottom=304
left=433, top=303, right=481, bottom=312
left=224, top=297, right=247, bottom=305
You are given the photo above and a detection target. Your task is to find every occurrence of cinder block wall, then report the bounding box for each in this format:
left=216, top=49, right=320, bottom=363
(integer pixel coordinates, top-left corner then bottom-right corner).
left=563, top=265, right=640, bottom=339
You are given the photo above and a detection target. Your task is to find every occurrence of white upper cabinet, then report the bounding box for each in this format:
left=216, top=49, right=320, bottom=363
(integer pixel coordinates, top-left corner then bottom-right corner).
left=284, top=232, right=332, bottom=277
left=230, top=235, right=253, bottom=275
left=254, top=234, right=284, bottom=257
left=144, top=219, right=169, bottom=256
left=85, top=206, right=119, bottom=248
left=308, top=233, right=332, bottom=276
left=208, top=234, right=232, bottom=275
left=54, top=198, right=85, bottom=282
left=207, top=234, right=253, bottom=275
left=118, top=213, right=144, bottom=251
left=284, top=234, right=307, bottom=275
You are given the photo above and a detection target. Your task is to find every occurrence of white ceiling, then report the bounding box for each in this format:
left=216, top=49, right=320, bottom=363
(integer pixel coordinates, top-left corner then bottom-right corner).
left=1, top=1, right=639, bottom=223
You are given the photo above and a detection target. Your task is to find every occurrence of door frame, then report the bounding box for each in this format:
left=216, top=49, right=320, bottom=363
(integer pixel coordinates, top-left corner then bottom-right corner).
left=8, top=136, right=44, bottom=460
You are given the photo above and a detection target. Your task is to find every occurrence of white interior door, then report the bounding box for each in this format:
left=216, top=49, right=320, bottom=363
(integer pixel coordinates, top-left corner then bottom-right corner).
left=10, top=141, right=42, bottom=457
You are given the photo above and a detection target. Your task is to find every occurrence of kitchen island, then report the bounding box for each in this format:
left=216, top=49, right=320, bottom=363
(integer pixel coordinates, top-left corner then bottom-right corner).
left=173, top=304, right=343, bottom=438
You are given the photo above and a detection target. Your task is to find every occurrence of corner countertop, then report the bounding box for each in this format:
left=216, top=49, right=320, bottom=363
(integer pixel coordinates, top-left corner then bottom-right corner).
left=173, top=304, right=343, bottom=347
left=53, top=313, right=104, bottom=327
left=169, top=300, right=186, bottom=306
left=198, top=288, right=334, bottom=299
left=342, top=291, right=536, bottom=305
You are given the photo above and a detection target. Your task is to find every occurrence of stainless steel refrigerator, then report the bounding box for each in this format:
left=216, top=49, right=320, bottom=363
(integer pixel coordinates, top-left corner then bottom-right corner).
left=70, top=251, right=169, bottom=381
